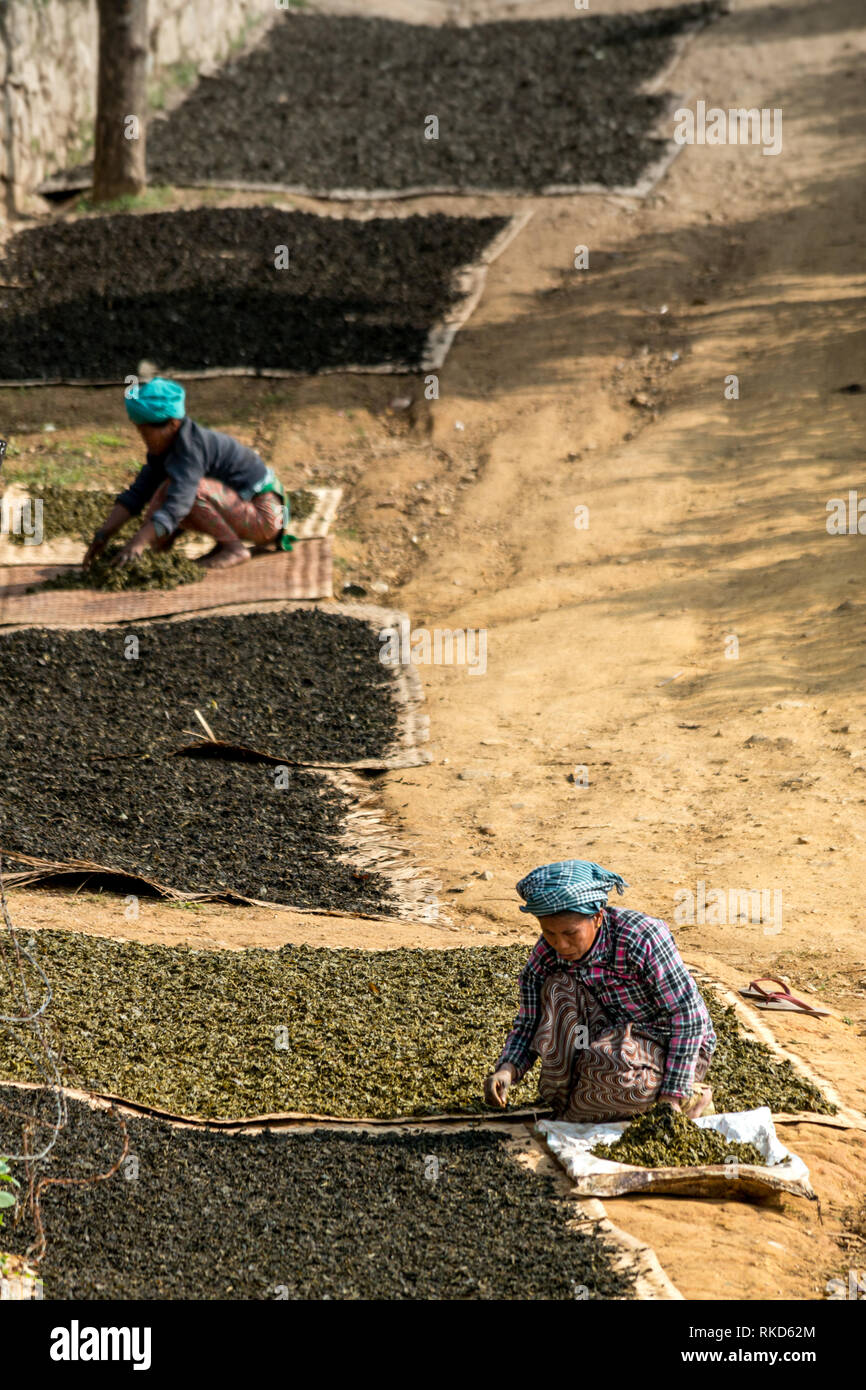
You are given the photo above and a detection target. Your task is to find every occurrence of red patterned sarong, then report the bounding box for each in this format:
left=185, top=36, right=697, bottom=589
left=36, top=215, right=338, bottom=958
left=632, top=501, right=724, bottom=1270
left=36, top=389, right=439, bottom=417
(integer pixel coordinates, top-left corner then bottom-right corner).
left=145, top=478, right=283, bottom=547
left=533, top=974, right=710, bottom=1121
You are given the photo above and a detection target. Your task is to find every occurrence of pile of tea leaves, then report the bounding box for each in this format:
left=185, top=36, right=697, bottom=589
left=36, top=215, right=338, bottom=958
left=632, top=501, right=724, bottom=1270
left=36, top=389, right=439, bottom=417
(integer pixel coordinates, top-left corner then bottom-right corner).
left=286, top=489, right=314, bottom=523
left=700, top=983, right=835, bottom=1115
left=592, top=1102, right=767, bottom=1170
left=9, top=484, right=314, bottom=544
left=0, top=939, right=834, bottom=1121
left=0, top=1088, right=635, bottom=1300
left=38, top=545, right=204, bottom=591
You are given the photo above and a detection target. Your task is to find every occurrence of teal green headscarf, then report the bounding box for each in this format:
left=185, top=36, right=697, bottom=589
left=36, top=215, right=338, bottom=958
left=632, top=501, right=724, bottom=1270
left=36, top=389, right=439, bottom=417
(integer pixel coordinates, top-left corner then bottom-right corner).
left=516, top=860, right=628, bottom=917
left=125, top=376, right=186, bottom=425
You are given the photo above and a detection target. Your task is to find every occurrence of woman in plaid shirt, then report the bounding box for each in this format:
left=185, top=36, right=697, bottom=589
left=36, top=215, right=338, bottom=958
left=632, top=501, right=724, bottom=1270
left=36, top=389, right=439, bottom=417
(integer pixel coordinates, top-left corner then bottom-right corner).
left=485, top=860, right=716, bottom=1121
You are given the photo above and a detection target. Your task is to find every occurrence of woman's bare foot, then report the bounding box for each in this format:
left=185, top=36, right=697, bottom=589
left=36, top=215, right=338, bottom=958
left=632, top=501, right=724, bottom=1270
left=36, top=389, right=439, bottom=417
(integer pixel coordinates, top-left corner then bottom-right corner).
left=195, top=542, right=250, bottom=570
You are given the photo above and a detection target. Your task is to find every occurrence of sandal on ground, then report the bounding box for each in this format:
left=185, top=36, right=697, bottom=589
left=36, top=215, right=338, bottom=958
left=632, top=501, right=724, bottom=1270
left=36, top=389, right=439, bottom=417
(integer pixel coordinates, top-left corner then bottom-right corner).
left=739, top=977, right=830, bottom=1017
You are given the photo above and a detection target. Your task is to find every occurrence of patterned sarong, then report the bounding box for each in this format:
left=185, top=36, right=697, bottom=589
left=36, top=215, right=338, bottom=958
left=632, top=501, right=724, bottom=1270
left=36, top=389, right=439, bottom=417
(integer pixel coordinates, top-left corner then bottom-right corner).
left=145, top=478, right=283, bottom=547
left=533, top=973, right=710, bottom=1121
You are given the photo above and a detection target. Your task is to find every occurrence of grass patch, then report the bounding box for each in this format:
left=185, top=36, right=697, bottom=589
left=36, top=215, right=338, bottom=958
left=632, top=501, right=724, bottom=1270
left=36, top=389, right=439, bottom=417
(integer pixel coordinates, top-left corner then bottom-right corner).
left=86, top=433, right=125, bottom=449
left=149, top=60, right=199, bottom=112
left=74, top=185, right=174, bottom=216
left=8, top=448, right=136, bottom=490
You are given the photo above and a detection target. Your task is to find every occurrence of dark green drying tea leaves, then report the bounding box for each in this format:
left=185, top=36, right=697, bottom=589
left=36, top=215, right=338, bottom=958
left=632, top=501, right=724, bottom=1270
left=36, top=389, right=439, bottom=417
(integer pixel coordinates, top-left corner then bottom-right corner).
left=701, top=984, right=835, bottom=1115
left=0, top=609, right=402, bottom=910
left=0, top=608, right=398, bottom=764
left=286, top=489, right=314, bottom=523
left=0, top=938, right=834, bottom=1122
left=1, top=760, right=393, bottom=914
left=592, top=1102, right=766, bottom=1169
left=39, top=545, right=204, bottom=591
left=10, top=486, right=135, bottom=544
left=1, top=1088, right=635, bottom=1300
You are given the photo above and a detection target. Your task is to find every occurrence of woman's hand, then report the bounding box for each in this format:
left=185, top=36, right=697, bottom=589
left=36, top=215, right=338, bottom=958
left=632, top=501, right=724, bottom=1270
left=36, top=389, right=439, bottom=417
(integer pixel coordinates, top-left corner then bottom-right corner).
left=484, top=1063, right=517, bottom=1109
left=82, top=503, right=132, bottom=569
left=657, top=1094, right=682, bottom=1112
left=658, top=1089, right=712, bottom=1119
left=111, top=520, right=157, bottom=568
left=111, top=536, right=147, bottom=568
left=83, top=529, right=109, bottom=570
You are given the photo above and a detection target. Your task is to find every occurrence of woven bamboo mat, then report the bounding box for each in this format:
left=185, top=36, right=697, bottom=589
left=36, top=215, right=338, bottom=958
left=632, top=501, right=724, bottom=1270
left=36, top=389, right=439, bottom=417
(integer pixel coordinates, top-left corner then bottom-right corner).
left=0, top=538, right=332, bottom=627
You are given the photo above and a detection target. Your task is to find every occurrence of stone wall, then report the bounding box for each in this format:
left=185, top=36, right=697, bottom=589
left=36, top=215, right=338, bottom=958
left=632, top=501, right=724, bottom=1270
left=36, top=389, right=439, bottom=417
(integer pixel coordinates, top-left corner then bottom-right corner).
left=0, top=0, right=276, bottom=215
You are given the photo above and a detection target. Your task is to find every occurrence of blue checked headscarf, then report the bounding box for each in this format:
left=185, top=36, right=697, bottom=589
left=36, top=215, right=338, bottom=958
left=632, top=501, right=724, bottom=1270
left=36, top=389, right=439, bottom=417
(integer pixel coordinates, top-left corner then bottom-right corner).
left=125, top=376, right=186, bottom=425
left=516, top=859, right=628, bottom=917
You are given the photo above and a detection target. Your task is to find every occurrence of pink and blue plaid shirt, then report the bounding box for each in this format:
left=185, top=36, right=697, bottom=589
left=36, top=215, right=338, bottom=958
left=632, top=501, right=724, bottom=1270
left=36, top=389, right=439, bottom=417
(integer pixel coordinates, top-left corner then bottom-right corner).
left=497, top=905, right=716, bottom=1098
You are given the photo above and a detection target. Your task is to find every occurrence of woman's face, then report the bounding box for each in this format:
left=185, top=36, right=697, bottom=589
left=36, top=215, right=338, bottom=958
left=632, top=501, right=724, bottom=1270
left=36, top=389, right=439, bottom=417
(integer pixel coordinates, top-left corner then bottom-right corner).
left=136, top=419, right=181, bottom=455
left=537, top=909, right=603, bottom=961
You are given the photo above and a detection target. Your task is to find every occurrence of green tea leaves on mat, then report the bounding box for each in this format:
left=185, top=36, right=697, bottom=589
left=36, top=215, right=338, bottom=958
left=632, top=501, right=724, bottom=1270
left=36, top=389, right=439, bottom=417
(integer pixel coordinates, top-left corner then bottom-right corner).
left=701, top=984, right=835, bottom=1115
left=9, top=484, right=314, bottom=543
left=0, top=1090, right=635, bottom=1300
left=0, top=937, right=533, bottom=1118
left=286, top=490, right=314, bottom=523
left=0, top=938, right=834, bottom=1122
left=592, top=1102, right=766, bottom=1170
left=9, top=486, right=134, bottom=545
left=38, top=546, right=204, bottom=591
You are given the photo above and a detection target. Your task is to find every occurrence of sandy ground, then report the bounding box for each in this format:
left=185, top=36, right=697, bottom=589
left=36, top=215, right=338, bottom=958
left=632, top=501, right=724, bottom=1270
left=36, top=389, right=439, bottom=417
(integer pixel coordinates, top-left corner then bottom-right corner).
left=2, top=0, right=866, bottom=1300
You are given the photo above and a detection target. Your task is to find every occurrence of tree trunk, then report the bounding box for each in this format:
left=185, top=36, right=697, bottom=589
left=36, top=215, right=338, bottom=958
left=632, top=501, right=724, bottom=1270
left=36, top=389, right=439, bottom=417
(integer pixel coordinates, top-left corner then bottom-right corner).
left=92, top=0, right=149, bottom=203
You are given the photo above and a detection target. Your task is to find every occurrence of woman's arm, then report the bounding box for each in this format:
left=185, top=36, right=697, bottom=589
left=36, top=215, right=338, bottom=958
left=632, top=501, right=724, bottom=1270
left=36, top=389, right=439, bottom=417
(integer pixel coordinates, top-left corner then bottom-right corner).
left=485, top=948, right=549, bottom=1108
left=148, top=447, right=206, bottom=537
left=492, top=945, right=547, bottom=1082
left=83, top=502, right=132, bottom=569
left=635, top=922, right=710, bottom=1100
